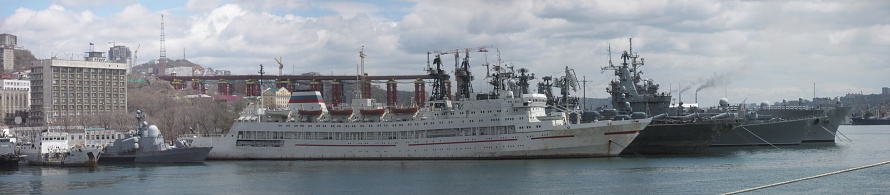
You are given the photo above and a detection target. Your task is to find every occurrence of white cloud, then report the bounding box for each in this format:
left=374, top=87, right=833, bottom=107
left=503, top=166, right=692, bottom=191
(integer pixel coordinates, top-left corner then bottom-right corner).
left=315, top=1, right=379, bottom=19
left=186, top=0, right=222, bottom=12
left=51, top=0, right=138, bottom=7
left=2, top=0, right=888, bottom=106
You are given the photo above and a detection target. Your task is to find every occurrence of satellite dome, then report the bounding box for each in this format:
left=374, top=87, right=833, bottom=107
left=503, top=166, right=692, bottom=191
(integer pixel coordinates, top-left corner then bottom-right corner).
left=719, top=98, right=730, bottom=107
left=761, top=101, right=770, bottom=108
left=147, top=125, right=160, bottom=137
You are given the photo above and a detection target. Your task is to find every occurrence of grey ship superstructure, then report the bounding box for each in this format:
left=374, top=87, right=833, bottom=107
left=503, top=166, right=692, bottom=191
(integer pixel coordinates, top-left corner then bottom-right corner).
left=601, top=38, right=738, bottom=154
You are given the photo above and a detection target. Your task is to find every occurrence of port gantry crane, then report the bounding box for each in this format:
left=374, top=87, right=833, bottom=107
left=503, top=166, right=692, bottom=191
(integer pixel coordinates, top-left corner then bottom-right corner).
left=428, top=45, right=492, bottom=101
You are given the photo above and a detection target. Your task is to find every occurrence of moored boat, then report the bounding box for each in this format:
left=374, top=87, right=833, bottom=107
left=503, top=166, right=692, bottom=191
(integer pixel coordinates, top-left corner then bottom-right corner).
left=179, top=52, right=652, bottom=159
left=100, top=110, right=212, bottom=163
left=20, top=132, right=100, bottom=167
left=599, top=38, right=741, bottom=154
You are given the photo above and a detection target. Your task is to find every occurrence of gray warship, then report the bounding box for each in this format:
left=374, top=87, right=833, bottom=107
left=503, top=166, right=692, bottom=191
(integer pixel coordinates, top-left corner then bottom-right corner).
left=754, top=100, right=851, bottom=142
left=599, top=39, right=739, bottom=154
left=710, top=113, right=815, bottom=146
left=0, top=137, right=19, bottom=166
left=100, top=110, right=212, bottom=163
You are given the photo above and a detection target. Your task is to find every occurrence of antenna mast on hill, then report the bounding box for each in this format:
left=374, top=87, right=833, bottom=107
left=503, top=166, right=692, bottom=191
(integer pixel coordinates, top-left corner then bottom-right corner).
left=160, top=14, right=166, bottom=60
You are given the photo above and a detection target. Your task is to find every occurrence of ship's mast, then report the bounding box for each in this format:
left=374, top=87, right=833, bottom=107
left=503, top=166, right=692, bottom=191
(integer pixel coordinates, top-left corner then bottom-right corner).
left=359, top=46, right=369, bottom=99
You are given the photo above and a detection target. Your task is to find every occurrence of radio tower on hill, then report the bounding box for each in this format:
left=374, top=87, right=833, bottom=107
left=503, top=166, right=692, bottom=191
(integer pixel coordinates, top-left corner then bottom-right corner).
left=158, top=14, right=167, bottom=75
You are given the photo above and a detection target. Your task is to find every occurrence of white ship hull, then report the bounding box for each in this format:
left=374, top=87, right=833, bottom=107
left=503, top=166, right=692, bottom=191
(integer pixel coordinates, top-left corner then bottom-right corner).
left=183, top=119, right=650, bottom=160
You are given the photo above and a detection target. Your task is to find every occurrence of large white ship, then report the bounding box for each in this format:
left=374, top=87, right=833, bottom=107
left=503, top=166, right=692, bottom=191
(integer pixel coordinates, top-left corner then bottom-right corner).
left=180, top=51, right=651, bottom=160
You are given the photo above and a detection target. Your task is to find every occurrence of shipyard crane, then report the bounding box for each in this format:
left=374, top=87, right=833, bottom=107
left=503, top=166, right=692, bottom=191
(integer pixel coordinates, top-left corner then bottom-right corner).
left=274, top=57, right=284, bottom=76
left=429, top=45, right=492, bottom=100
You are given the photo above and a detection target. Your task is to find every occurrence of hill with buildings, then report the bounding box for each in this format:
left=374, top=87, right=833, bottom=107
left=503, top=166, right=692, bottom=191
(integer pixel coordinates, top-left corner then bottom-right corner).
left=11, top=49, right=36, bottom=73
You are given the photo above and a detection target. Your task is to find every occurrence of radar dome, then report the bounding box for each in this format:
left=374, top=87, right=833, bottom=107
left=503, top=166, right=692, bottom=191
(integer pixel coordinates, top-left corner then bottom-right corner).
left=761, top=101, right=770, bottom=108
left=719, top=98, right=730, bottom=107
left=147, top=125, right=160, bottom=137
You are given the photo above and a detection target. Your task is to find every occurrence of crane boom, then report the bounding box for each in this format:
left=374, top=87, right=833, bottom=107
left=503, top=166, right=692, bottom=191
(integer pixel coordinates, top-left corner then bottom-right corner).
left=274, top=57, right=284, bottom=76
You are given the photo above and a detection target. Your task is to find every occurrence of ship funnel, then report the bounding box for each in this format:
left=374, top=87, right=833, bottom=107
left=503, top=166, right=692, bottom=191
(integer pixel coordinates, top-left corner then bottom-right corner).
left=288, top=91, right=327, bottom=112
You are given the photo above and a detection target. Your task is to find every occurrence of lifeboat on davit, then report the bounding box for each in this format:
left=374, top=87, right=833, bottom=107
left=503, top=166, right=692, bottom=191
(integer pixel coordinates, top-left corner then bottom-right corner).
left=360, top=108, right=386, bottom=115
left=297, top=109, right=323, bottom=115
left=390, top=107, right=418, bottom=114
left=328, top=109, right=354, bottom=115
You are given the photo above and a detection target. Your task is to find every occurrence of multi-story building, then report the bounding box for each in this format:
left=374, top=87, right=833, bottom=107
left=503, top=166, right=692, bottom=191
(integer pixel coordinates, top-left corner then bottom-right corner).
left=0, top=79, right=30, bottom=122
left=262, top=87, right=290, bottom=109
left=0, top=33, right=15, bottom=47
left=0, top=33, right=15, bottom=72
left=107, top=45, right=131, bottom=73
left=28, top=51, right=127, bottom=126
left=0, top=47, right=12, bottom=72
left=166, top=66, right=192, bottom=76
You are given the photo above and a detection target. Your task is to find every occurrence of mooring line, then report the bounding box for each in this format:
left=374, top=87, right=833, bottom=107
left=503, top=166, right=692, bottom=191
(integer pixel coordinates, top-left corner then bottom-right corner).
left=818, top=125, right=848, bottom=143
left=722, top=160, right=890, bottom=195
left=825, top=121, right=853, bottom=143
left=732, top=129, right=765, bottom=152
left=740, top=126, right=780, bottom=149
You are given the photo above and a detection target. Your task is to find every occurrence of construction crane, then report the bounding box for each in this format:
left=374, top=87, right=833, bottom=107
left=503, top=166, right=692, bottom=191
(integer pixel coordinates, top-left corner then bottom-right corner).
left=274, top=57, right=284, bottom=76
left=429, top=45, right=492, bottom=100
left=132, top=44, right=140, bottom=76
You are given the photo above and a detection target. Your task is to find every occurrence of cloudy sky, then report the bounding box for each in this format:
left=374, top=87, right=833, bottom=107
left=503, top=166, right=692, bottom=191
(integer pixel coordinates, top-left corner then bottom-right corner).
left=1, top=0, right=888, bottom=107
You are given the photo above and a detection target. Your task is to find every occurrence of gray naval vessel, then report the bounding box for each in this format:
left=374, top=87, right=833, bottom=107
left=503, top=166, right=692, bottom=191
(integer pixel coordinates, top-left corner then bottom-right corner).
left=754, top=100, right=851, bottom=142
left=709, top=107, right=815, bottom=146
left=100, top=110, right=212, bottom=163
left=597, top=39, right=740, bottom=154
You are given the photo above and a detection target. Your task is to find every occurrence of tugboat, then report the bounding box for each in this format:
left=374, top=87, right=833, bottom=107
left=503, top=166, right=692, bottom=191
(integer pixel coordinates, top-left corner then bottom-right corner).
left=20, top=132, right=101, bottom=167
left=100, top=110, right=212, bottom=163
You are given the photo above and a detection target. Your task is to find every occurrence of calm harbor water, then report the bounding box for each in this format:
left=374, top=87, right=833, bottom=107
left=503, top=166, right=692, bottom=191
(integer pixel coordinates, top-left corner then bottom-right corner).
left=1, top=126, right=888, bottom=194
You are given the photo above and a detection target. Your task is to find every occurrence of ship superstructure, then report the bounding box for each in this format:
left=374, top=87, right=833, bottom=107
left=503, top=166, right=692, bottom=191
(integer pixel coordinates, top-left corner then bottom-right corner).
left=755, top=100, right=852, bottom=142
left=600, top=38, right=739, bottom=154
left=20, top=132, right=101, bottom=167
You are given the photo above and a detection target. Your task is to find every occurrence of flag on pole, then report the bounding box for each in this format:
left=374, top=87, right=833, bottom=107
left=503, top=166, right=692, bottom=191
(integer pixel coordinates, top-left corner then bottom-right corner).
left=90, top=42, right=94, bottom=45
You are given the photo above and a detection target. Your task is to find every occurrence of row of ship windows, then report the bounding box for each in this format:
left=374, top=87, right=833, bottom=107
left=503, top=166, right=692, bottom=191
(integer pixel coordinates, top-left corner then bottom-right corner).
left=280, top=118, right=524, bottom=128
left=238, top=125, right=520, bottom=141
left=436, top=107, right=535, bottom=116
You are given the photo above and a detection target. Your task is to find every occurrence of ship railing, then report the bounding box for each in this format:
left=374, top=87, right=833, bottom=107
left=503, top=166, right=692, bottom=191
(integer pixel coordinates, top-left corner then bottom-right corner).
left=180, top=134, right=224, bottom=138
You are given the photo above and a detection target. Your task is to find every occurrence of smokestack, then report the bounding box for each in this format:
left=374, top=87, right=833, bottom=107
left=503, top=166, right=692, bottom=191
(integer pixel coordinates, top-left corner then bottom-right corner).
left=695, top=91, right=698, bottom=104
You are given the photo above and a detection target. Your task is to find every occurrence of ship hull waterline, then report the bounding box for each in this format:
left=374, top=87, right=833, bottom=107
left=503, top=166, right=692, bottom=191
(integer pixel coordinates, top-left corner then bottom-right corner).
left=182, top=119, right=651, bottom=160
left=711, top=118, right=814, bottom=147
left=621, top=121, right=738, bottom=155
left=100, top=147, right=212, bottom=163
